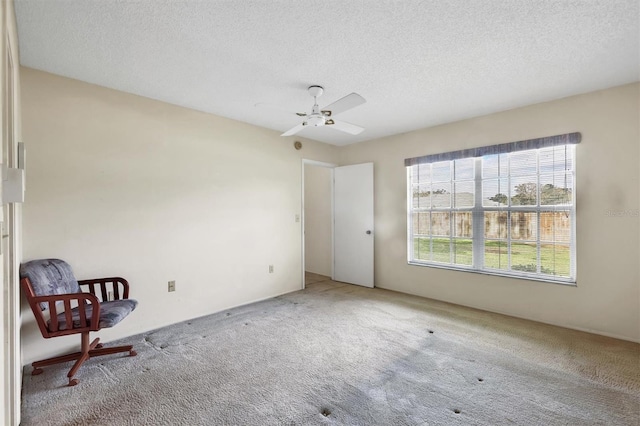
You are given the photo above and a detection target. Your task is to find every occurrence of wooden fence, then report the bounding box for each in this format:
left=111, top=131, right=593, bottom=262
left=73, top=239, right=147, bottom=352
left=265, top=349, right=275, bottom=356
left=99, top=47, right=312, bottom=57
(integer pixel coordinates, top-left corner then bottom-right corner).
left=412, top=211, right=570, bottom=242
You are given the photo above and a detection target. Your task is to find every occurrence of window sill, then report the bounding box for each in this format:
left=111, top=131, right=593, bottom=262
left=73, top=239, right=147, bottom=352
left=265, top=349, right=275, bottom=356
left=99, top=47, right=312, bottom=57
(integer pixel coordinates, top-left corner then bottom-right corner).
left=407, top=261, right=577, bottom=286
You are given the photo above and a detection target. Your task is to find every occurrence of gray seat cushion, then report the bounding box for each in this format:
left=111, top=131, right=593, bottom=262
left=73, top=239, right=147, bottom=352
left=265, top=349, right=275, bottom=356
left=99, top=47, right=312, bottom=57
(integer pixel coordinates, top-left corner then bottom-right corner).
left=49, top=299, right=138, bottom=330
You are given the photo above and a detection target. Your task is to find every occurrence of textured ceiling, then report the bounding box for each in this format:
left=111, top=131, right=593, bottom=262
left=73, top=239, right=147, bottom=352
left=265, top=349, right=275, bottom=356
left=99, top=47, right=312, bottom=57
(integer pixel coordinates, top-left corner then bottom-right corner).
left=14, top=1, right=640, bottom=146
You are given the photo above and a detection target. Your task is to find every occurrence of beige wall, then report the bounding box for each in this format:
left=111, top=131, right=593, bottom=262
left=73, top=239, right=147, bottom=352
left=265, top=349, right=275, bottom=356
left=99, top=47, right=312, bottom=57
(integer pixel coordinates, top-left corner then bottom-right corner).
left=20, top=67, right=639, bottom=371
left=339, top=83, right=640, bottom=342
left=20, top=68, right=338, bottom=363
left=304, top=164, right=332, bottom=276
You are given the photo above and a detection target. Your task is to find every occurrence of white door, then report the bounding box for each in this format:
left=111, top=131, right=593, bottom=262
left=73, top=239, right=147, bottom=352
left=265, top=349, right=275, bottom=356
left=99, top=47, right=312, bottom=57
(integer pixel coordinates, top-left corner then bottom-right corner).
left=334, top=163, right=374, bottom=287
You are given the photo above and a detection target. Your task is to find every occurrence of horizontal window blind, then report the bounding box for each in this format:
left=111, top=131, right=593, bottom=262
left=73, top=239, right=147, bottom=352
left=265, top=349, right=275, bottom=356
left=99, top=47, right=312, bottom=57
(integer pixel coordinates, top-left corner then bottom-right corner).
left=405, top=132, right=581, bottom=166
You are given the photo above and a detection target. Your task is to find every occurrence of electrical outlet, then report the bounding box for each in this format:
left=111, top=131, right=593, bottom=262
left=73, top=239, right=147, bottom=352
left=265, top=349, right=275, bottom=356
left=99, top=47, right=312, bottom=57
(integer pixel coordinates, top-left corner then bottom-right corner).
left=168, top=280, right=176, bottom=292
left=268, top=265, right=274, bottom=273
left=107, top=291, right=114, bottom=301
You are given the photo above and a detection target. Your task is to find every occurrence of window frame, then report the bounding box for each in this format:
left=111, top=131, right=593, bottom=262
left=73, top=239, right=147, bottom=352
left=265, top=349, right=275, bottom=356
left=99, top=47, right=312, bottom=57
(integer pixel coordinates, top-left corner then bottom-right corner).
left=407, top=145, right=577, bottom=285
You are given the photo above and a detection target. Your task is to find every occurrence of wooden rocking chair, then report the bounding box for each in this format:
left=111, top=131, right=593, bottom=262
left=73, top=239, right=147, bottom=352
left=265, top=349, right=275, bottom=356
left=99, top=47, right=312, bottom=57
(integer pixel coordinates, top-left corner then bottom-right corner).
left=20, top=258, right=138, bottom=386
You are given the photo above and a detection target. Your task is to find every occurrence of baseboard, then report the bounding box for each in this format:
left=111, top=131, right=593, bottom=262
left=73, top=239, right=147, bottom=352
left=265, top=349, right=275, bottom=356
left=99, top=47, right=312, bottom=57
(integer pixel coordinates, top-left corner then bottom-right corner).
left=111, top=287, right=303, bottom=343
left=375, top=285, right=640, bottom=344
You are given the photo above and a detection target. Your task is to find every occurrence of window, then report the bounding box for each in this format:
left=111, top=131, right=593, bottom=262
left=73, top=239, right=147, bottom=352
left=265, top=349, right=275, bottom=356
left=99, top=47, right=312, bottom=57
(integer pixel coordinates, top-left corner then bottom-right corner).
left=406, top=133, right=579, bottom=284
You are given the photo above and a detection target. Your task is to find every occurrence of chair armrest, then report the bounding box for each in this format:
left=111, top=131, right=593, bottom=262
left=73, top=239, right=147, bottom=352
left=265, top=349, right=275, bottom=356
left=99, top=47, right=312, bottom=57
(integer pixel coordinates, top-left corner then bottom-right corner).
left=78, top=277, right=131, bottom=301
left=31, top=292, right=101, bottom=335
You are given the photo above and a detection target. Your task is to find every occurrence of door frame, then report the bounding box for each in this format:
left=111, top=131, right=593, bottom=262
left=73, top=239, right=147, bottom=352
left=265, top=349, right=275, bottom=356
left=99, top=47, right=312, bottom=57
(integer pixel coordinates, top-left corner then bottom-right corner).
left=301, top=159, right=337, bottom=289
left=2, top=3, right=22, bottom=424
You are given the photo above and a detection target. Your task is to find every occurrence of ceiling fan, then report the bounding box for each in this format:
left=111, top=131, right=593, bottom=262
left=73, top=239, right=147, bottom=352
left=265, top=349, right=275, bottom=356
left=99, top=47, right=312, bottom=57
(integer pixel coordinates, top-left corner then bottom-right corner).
left=259, top=85, right=366, bottom=137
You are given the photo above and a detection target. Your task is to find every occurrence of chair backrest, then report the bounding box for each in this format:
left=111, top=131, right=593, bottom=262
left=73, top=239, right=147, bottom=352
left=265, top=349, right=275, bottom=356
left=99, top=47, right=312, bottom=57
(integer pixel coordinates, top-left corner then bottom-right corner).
left=20, top=259, right=81, bottom=311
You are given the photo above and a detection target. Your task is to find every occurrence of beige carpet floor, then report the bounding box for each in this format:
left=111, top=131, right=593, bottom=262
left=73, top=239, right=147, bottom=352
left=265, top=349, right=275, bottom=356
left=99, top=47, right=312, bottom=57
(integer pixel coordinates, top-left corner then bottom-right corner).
left=21, top=276, right=639, bottom=425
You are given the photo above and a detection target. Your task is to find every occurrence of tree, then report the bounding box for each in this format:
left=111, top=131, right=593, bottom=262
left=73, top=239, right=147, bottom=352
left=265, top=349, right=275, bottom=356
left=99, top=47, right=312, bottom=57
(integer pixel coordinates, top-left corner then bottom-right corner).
left=489, top=193, right=508, bottom=205
left=511, top=183, right=537, bottom=205
left=490, top=183, right=572, bottom=206
left=540, top=184, right=571, bottom=205
left=413, top=188, right=449, bottom=197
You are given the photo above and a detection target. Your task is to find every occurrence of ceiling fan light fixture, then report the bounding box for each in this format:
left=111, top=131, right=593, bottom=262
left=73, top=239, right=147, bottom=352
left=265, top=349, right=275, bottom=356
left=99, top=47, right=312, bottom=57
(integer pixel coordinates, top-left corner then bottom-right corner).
left=305, top=114, right=326, bottom=127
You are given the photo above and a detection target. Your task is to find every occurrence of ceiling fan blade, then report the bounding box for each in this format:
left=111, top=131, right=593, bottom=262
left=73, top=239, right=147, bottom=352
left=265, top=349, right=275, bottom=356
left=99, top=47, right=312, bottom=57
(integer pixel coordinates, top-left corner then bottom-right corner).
left=281, top=123, right=305, bottom=137
left=322, top=93, right=366, bottom=116
left=255, top=102, right=306, bottom=117
left=326, top=119, right=364, bottom=135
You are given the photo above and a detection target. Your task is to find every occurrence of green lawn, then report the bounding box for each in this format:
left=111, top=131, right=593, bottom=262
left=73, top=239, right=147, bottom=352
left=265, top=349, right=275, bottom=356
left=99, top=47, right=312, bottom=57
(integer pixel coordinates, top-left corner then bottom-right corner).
left=413, top=238, right=570, bottom=276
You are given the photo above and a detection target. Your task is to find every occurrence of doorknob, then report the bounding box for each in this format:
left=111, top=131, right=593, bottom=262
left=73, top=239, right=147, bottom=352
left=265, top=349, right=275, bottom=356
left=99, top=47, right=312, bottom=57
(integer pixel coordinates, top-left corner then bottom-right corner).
left=366, top=230, right=372, bottom=235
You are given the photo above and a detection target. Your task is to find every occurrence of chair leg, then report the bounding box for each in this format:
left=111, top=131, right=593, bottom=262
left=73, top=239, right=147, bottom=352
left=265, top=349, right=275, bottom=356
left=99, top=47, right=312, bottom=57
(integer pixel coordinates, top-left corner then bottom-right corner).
left=65, top=333, right=92, bottom=386
left=32, top=351, right=83, bottom=374
left=89, top=345, right=137, bottom=358
left=30, top=332, right=136, bottom=386
left=86, top=334, right=136, bottom=358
